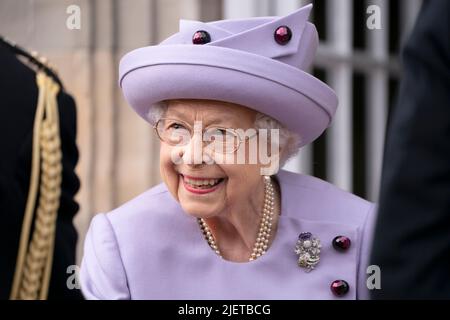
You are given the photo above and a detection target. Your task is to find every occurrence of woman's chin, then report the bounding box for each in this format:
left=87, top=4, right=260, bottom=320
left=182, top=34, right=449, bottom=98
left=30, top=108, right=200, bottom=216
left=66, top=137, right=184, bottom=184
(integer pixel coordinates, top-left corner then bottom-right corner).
left=180, top=205, right=220, bottom=219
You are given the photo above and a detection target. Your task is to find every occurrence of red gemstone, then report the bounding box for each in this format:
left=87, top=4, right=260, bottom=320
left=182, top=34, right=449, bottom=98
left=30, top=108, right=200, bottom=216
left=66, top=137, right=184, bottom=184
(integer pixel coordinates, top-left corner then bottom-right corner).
left=332, top=235, right=351, bottom=251
left=274, top=26, right=292, bottom=45
left=330, top=280, right=349, bottom=297
left=192, top=30, right=211, bottom=45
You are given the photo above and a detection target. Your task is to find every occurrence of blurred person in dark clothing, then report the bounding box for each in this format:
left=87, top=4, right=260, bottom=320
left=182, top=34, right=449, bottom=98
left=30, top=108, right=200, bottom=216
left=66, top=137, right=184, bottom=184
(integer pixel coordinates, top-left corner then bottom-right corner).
left=371, top=0, right=450, bottom=299
left=0, top=36, right=82, bottom=300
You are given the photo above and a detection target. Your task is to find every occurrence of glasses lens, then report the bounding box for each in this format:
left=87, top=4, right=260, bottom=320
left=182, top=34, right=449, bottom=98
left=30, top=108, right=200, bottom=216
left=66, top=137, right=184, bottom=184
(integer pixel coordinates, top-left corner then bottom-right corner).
left=204, top=128, right=239, bottom=154
left=157, top=119, right=191, bottom=145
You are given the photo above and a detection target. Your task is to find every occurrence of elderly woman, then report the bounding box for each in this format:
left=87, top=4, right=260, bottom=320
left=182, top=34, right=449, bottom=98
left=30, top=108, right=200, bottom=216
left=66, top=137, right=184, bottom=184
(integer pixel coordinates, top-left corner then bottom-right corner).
left=80, top=4, right=377, bottom=300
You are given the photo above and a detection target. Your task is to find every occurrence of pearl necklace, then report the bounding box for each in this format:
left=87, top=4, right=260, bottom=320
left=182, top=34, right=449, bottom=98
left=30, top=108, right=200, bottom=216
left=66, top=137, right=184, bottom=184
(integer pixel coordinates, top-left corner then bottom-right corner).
left=197, top=176, right=275, bottom=261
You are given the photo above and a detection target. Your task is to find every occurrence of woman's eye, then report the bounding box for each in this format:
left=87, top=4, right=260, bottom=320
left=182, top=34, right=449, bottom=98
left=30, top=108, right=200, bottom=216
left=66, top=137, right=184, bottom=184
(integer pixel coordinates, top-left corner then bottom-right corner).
left=167, top=122, right=186, bottom=130
left=214, top=129, right=227, bottom=135
left=207, top=128, right=235, bottom=141
left=209, top=129, right=226, bottom=139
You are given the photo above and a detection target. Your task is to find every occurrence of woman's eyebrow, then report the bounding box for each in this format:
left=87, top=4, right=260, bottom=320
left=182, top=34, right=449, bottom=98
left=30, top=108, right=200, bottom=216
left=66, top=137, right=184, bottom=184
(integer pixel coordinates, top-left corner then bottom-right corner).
left=166, top=110, right=238, bottom=125
left=205, top=116, right=236, bottom=126
left=165, top=109, right=190, bottom=120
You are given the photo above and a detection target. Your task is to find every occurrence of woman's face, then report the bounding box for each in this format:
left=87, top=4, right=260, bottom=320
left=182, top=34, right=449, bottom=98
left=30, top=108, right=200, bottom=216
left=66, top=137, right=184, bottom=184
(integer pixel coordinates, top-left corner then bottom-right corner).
left=159, top=99, right=268, bottom=218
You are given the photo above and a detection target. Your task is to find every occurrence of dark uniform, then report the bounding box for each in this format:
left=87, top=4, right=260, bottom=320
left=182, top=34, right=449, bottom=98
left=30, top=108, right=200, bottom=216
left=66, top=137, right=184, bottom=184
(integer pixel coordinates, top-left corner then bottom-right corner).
left=0, top=37, right=82, bottom=300
left=371, top=0, right=450, bottom=299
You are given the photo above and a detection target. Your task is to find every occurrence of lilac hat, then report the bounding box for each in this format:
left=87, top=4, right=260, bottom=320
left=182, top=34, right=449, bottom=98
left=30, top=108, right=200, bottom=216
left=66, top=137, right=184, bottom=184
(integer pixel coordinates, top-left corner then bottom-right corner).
left=119, top=4, right=338, bottom=147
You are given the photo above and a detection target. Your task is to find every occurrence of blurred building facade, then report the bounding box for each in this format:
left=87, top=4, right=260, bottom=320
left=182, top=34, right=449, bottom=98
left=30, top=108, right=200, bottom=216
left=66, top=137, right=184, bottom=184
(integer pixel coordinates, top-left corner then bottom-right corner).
left=0, top=0, right=422, bottom=263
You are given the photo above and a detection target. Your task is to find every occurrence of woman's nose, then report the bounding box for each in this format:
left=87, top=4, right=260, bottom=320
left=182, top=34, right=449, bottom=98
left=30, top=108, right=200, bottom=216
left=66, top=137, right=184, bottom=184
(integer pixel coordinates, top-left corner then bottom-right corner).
left=178, top=132, right=216, bottom=166
left=181, top=131, right=203, bottom=165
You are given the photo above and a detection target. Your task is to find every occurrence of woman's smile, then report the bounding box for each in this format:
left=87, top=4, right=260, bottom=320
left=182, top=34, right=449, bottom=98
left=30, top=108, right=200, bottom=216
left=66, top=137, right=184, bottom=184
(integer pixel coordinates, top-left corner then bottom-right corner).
left=180, top=174, right=226, bottom=195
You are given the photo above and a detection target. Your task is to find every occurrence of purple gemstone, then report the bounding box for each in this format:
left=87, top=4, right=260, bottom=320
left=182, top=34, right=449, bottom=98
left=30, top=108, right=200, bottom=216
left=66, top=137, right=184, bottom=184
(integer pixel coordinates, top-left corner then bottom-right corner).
left=330, top=280, right=349, bottom=297
left=298, top=232, right=312, bottom=241
left=274, top=26, right=292, bottom=45
left=332, top=235, right=351, bottom=252
left=192, top=30, right=211, bottom=45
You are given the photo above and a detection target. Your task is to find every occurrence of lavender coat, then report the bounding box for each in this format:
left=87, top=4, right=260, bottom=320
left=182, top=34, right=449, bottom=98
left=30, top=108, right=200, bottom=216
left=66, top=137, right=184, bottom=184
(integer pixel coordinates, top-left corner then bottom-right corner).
left=80, top=170, right=377, bottom=300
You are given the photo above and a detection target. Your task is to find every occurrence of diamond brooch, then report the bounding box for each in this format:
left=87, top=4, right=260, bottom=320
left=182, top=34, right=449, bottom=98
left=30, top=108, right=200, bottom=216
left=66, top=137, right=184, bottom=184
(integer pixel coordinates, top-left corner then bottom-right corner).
left=295, top=232, right=321, bottom=272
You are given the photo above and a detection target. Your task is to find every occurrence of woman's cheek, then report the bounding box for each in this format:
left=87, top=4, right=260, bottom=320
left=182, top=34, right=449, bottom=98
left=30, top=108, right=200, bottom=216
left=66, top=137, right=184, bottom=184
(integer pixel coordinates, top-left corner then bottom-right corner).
left=231, top=168, right=262, bottom=197
left=159, top=147, right=180, bottom=200
left=223, top=171, right=246, bottom=199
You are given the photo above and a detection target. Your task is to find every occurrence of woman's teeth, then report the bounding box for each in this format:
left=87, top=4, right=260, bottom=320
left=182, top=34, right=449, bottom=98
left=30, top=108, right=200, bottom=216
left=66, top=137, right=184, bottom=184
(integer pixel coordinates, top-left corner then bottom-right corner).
left=183, top=176, right=222, bottom=188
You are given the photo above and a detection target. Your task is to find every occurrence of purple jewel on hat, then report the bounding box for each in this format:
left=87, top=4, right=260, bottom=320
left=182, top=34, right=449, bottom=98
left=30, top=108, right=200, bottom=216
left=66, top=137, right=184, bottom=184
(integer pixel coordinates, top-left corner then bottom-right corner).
left=274, top=26, right=292, bottom=45
left=192, top=30, right=211, bottom=45
left=119, top=4, right=338, bottom=148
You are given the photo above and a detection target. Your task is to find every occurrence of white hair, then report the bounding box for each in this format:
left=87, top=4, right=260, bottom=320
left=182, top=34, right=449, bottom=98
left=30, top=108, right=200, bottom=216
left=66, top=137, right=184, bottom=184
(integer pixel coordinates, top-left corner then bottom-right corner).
left=147, top=101, right=301, bottom=167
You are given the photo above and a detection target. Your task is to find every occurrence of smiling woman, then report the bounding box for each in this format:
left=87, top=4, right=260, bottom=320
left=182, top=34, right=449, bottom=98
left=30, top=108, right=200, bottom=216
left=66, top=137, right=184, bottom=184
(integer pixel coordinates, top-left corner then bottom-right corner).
left=79, top=4, right=377, bottom=300
left=157, top=99, right=283, bottom=263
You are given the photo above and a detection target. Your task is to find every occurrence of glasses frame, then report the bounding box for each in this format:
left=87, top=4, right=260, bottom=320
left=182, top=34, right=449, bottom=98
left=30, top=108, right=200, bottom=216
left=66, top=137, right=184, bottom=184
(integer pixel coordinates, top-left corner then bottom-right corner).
left=153, top=117, right=258, bottom=154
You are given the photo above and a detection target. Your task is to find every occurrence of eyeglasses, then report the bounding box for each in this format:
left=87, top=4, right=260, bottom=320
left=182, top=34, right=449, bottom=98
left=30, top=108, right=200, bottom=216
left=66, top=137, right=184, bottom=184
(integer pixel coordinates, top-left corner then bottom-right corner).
left=153, top=118, right=257, bottom=154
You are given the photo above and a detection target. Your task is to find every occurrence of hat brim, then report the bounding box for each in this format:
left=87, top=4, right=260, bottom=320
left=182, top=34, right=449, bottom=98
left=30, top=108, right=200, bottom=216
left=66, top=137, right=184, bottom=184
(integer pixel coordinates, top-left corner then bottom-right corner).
left=119, top=44, right=337, bottom=148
